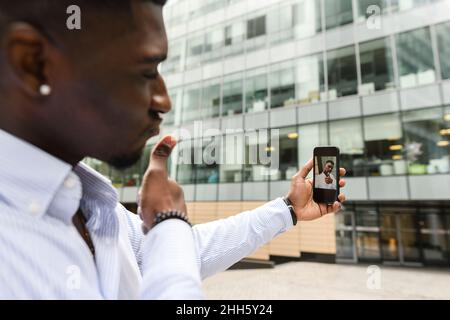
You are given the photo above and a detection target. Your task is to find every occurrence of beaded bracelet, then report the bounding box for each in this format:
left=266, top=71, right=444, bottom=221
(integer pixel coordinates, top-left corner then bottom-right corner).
left=142, top=210, right=191, bottom=235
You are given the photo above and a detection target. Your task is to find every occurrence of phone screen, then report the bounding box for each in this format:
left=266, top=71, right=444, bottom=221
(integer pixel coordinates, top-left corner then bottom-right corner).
left=313, top=147, right=340, bottom=205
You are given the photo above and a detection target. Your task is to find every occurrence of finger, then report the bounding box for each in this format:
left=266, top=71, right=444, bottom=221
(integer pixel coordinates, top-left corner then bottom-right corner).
left=339, top=178, right=346, bottom=188
left=338, top=193, right=346, bottom=203
left=332, top=201, right=342, bottom=212
left=149, top=135, right=177, bottom=174
left=339, top=168, right=346, bottom=177
left=295, top=158, right=313, bottom=181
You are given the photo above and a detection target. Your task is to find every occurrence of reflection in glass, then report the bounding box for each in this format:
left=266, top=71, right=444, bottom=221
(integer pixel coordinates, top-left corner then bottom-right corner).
left=202, top=79, right=221, bottom=119
left=324, top=0, right=353, bottom=30
left=436, top=21, right=450, bottom=80
left=270, top=62, right=296, bottom=109
left=176, top=140, right=196, bottom=184
left=182, top=84, right=202, bottom=123
left=245, top=68, right=268, bottom=113
left=364, top=114, right=404, bottom=176
left=327, top=46, right=358, bottom=98
left=270, top=127, right=298, bottom=180
left=222, top=73, right=244, bottom=116
left=403, top=107, right=450, bottom=175
left=219, top=134, right=244, bottom=183
left=330, top=118, right=365, bottom=176
left=418, top=209, right=450, bottom=265
left=359, top=38, right=395, bottom=93
left=195, top=137, right=220, bottom=184
left=295, top=54, right=325, bottom=105
left=396, top=27, right=436, bottom=88
left=298, top=122, right=328, bottom=169
left=293, top=0, right=322, bottom=38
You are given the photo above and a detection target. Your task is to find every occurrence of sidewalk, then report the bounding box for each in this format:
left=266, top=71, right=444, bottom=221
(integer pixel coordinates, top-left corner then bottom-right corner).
left=203, top=261, right=450, bottom=299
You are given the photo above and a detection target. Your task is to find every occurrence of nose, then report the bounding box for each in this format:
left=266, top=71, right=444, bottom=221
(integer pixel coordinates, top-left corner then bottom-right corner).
left=150, top=75, right=171, bottom=114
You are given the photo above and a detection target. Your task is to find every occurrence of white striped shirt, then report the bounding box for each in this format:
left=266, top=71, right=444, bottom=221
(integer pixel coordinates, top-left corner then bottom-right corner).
left=0, top=128, right=293, bottom=299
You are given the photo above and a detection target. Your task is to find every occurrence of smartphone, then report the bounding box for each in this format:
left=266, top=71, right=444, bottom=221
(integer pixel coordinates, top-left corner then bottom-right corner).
left=313, top=147, right=340, bottom=205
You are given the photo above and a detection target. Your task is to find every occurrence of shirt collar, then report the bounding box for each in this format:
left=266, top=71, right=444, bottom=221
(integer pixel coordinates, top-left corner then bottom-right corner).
left=0, top=129, right=119, bottom=226
left=0, top=129, right=73, bottom=218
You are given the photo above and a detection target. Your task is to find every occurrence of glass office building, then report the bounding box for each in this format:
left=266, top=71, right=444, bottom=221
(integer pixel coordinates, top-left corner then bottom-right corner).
left=85, top=0, right=450, bottom=267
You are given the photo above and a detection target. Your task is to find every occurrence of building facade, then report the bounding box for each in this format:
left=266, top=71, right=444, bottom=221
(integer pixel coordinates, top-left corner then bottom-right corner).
left=85, top=0, right=450, bottom=267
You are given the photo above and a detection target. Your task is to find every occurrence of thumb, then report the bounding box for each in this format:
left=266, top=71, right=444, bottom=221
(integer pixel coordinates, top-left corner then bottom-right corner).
left=294, top=158, right=313, bottom=182
left=149, top=135, right=177, bottom=173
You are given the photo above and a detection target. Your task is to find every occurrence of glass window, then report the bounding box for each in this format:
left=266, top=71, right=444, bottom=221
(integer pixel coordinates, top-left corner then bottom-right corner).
left=161, top=39, right=183, bottom=73
left=247, top=15, right=266, bottom=39
left=204, top=27, right=224, bottom=62
left=293, top=0, right=322, bottom=39
left=270, top=127, right=299, bottom=181
left=220, top=133, right=244, bottom=183
left=268, top=4, right=295, bottom=44
left=402, top=107, right=450, bottom=175
left=176, top=140, right=196, bottom=184
left=186, top=34, right=204, bottom=68
left=324, top=0, right=353, bottom=30
left=195, top=137, right=220, bottom=184
left=165, top=89, right=179, bottom=126
left=418, top=208, right=450, bottom=265
left=298, top=123, right=328, bottom=169
left=359, top=37, right=395, bottom=93
left=245, top=68, right=268, bottom=113
left=327, top=46, right=358, bottom=98
left=123, top=159, right=142, bottom=187
left=202, top=79, right=221, bottom=119
left=363, top=113, right=404, bottom=176
left=270, top=62, right=296, bottom=109
left=295, top=54, right=325, bottom=105
left=356, top=0, right=390, bottom=21
left=355, top=205, right=381, bottom=261
left=224, top=20, right=245, bottom=56
left=390, top=0, right=428, bottom=12
left=244, top=131, right=271, bottom=182
left=436, top=21, right=450, bottom=80
left=222, top=73, right=244, bottom=116
left=181, top=84, right=202, bottom=123
left=396, top=27, right=436, bottom=88
left=330, top=118, right=365, bottom=176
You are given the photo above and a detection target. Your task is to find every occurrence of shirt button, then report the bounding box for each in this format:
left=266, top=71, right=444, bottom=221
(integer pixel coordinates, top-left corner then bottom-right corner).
left=64, top=176, right=77, bottom=189
left=28, top=202, right=42, bottom=216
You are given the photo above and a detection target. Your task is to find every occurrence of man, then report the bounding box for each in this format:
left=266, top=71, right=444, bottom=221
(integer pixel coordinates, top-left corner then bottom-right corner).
left=315, top=160, right=337, bottom=190
left=0, top=0, right=347, bottom=299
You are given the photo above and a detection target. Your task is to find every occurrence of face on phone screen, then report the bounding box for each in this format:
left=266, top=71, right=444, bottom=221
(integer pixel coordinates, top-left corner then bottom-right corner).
left=314, top=156, right=337, bottom=190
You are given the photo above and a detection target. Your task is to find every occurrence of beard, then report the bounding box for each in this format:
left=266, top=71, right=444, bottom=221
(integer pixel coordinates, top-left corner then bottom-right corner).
left=108, top=148, right=144, bottom=170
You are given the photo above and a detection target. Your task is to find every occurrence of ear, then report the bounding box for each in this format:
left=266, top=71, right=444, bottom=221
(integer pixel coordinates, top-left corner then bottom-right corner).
left=4, top=22, right=51, bottom=97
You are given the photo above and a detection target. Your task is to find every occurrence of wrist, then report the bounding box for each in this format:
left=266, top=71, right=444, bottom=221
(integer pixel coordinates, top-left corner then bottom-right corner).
left=282, top=196, right=297, bottom=226
left=142, top=210, right=191, bottom=234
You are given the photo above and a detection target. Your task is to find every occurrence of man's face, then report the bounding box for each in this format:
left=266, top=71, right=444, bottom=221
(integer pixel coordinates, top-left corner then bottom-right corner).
left=49, top=1, right=170, bottom=168
left=324, top=162, right=334, bottom=174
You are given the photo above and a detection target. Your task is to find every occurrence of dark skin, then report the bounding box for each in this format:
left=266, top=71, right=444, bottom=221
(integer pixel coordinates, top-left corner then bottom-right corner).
left=0, top=1, right=170, bottom=169
left=0, top=1, right=176, bottom=245
left=0, top=0, right=347, bottom=247
left=323, top=162, right=334, bottom=184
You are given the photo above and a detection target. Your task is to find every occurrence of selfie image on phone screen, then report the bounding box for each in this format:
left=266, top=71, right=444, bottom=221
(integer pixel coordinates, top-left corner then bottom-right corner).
left=315, top=157, right=337, bottom=190
left=313, top=147, right=340, bottom=205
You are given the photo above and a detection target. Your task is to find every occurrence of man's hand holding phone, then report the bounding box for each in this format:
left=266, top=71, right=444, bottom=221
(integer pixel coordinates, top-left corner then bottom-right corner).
left=286, top=159, right=346, bottom=221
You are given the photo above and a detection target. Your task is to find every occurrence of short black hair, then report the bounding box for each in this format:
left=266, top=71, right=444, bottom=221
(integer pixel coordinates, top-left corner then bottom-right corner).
left=0, top=0, right=167, bottom=41
left=325, top=160, right=334, bottom=166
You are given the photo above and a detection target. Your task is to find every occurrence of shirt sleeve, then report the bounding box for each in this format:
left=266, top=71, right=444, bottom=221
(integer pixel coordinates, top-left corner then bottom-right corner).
left=193, top=197, right=293, bottom=279
left=139, top=219, right=204, bottom=300
left=123, top=198, right=293, bottom=284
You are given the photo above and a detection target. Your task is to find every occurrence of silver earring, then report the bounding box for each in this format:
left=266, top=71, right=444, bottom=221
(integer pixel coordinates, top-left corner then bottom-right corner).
left=39, top=84, right=51, bottom=96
